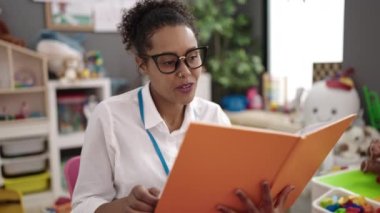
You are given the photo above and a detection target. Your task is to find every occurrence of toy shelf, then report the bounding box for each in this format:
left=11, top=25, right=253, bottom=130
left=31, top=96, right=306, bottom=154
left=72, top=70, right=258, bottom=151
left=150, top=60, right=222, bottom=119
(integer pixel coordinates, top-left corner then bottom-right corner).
left=0, top=40, right=52, bottom=210
left=48, top=78, right=111, bottom=197
left=0, top=40, right=48, bottom=123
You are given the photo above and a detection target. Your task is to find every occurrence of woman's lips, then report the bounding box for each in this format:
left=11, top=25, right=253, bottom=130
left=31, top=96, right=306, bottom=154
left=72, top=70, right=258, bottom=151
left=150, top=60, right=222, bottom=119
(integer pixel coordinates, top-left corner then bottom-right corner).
left=176, top=83, right=193, bottom=93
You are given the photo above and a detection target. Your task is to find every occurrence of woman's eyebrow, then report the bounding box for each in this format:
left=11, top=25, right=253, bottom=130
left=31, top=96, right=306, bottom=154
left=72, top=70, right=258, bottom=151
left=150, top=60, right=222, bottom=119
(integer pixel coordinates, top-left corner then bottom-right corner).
left=155, top=46, right=198, bottom=56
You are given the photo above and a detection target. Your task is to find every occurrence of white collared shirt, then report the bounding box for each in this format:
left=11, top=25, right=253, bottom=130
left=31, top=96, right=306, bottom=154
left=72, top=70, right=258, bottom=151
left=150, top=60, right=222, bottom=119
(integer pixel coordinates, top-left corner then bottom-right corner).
left=72, top=83, right=231, bottom=213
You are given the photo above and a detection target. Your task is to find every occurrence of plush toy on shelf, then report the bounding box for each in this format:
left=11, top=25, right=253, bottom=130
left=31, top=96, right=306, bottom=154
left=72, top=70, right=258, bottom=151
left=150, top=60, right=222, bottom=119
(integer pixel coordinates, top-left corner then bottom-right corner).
left=333, top=125, right=380, bottom=164
left=60, top=58, right=81, bottom=83
left=361, top=139, right=380, bottom=183
left=301, top=68, right=361, bottom=172
left=36, top=30, right=84, bottom=79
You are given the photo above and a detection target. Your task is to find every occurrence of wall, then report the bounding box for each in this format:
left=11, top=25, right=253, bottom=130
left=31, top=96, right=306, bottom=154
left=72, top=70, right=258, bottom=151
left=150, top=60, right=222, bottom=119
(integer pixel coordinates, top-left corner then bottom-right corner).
left=343, top=0, right=380, bottom=93
left=0, top=0, right=139, bottom=88
left=0, top=0, right=264, bottom=93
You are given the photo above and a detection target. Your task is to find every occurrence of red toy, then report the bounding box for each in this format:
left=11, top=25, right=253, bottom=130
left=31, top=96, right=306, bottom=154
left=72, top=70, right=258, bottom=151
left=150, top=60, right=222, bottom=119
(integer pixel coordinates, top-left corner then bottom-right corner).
left=0, top=19, right=25, bottom=46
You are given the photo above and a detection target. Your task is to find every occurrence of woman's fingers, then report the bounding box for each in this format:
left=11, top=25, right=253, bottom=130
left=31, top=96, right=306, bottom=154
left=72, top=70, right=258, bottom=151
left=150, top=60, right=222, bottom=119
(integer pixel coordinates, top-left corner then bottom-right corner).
left=235, top=189, right=258, bottom=213
left=216, top=204, right=237, bottom=213
left=260, top=181, right=274, bottom=212
left=148, top=187, right=161, bottom=197
left=273, top=185, right=295, bottom=208
left=130, top=185, right=159, bottom=211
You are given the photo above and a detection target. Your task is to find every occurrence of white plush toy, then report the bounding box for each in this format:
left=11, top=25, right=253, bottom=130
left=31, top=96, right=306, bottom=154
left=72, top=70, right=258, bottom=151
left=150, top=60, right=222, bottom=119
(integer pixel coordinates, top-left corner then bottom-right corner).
left=303, top=81, right=360, bottom=126
left=36, top=39, right=82, bottom=78
left=60, top=57, right=82, bottom=83
left=302, top=70, right=360, bottom=172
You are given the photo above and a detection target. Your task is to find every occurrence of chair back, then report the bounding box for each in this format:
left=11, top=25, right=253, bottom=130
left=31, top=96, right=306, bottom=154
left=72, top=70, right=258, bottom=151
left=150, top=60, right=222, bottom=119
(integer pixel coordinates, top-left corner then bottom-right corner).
left=64, top=156, right=80, bottom=197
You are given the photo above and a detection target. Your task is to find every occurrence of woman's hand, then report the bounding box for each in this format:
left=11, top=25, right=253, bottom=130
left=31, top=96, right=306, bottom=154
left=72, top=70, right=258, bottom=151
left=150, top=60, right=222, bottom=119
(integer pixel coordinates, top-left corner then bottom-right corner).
left=95, top=185, right=160, bottom=213
left=216, top=181, right=294, bottom=213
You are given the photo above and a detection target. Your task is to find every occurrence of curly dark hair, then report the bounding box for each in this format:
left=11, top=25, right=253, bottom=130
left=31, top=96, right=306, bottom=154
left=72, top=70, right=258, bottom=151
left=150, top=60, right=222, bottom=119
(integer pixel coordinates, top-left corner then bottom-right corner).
left=118, top=0, right=198, bottom=57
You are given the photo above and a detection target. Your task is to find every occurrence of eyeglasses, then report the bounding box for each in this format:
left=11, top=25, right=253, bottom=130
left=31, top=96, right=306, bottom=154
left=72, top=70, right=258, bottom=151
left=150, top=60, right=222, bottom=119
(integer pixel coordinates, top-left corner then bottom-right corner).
left=144, top=46, right=208, bottom=74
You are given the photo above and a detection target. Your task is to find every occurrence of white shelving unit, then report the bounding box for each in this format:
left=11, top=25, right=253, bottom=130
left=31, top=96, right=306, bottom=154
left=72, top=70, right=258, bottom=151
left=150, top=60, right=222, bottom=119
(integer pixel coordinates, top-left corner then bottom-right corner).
left=48, top=78, right=111, bottom=197
left=0, top=40, right=54, bottom=210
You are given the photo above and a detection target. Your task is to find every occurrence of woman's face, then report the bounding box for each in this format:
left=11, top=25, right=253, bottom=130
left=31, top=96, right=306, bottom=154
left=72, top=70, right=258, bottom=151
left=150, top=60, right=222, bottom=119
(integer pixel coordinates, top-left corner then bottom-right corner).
left=139, top=25, right=202, bottom=107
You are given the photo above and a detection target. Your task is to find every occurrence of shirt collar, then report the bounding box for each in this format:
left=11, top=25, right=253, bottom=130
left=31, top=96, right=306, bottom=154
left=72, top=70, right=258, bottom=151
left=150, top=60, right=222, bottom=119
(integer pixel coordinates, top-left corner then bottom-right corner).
left=139, top=82, right=200, bottom=131
left=140, top=83, right=164, bottom=129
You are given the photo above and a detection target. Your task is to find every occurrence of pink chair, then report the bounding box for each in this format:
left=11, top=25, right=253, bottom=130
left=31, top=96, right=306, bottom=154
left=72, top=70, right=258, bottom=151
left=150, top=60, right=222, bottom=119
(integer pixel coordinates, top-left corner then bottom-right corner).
left=64, top=156, right=80, bottom=198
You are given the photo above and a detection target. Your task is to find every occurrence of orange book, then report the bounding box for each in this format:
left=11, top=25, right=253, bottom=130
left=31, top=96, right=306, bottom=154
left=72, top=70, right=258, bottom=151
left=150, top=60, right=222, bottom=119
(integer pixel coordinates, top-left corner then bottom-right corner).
left=155, top=114, right=356, bottom=213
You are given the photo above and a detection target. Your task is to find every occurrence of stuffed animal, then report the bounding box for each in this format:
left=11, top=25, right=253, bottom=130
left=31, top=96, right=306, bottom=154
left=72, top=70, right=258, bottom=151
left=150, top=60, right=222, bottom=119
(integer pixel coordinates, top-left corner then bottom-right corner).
left=302, top=68, right=361, bottom=172
left=0, top=19, right=25, bottom=46
left=59, top=58, right=81, bottom=83
left=36, top=30, right=83, bottom=78
left=361, top=140, right=380, bottom=183
left=334, top=125, right=365, bottom=160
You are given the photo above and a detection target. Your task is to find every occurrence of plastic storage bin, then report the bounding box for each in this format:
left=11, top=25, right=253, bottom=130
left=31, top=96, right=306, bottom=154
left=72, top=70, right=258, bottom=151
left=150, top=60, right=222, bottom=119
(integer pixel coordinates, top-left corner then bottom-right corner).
left=311, top=169, right=380, bottom=202
left=3, top=172, right=50, bottom=194
left=1, top=154, right=48, bottom=177
left=0, top=136, right=46, bottom=158
left=312, top=188, right=380, bottom=213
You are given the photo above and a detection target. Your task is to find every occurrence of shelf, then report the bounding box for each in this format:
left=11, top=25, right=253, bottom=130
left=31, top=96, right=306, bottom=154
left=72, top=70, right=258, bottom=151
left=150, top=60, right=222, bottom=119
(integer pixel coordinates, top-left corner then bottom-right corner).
left=0, top=87, right=45, bottom=94
left=57, top=132, right=85, bottom=149
left=1, top=153, right=48, bottom=164
left=0, top=118, right=49, bottom=139
left=49, top=78, right=110, bottom=90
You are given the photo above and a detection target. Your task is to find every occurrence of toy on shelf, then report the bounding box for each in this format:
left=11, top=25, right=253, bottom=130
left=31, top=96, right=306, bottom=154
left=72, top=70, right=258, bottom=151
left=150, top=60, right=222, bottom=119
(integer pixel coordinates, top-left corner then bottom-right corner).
left=84, top=50, right=105, bottom=78
left=57, top=93, right=87, bottom=134
left=36, top=30, right=84, bottom=79
left=14, top=69, right=36, bottom=88
left=0, top=19, right=25, bottom=46
left=333, top=125, right=380, bottom=167
left=361, top=140, right=380, bottom=184
left=60, top=58, right=81, bottom=83
left=0, top=106, right=11, bottom=121
left=246, top=87, right=263, bottom=110
left=302, top=68, right=361, bottom=172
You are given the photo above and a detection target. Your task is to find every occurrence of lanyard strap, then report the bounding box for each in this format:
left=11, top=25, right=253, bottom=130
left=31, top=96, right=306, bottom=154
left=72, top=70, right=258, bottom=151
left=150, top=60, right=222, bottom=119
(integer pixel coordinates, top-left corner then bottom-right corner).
left=138, top=88, right=170, bottom=176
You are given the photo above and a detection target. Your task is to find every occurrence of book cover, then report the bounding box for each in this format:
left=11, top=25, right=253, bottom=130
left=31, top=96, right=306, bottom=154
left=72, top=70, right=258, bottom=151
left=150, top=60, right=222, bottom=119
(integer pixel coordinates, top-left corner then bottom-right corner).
left=155, top=114, right=356, bottom=212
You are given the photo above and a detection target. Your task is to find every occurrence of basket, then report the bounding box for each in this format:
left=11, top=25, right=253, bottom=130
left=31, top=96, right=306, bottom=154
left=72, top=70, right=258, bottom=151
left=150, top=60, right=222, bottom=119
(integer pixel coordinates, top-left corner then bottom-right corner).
left=312, top=187, right=380, bottom=213
left=3, top=172, right=50, bottom=194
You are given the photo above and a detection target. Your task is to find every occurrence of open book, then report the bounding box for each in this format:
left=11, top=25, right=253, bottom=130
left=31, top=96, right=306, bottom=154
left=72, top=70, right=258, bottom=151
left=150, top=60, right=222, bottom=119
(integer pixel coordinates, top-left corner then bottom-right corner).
left=155, top=114, right=356, bottom=212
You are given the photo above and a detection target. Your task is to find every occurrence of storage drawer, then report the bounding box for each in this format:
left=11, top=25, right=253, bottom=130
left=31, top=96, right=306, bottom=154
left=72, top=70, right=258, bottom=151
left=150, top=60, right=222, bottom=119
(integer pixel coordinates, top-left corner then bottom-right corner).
left=4, top=172, right=50, bottom=194
left=1, top=154, right=48, bottom=178
left=0, top=136, right=47, bottom=158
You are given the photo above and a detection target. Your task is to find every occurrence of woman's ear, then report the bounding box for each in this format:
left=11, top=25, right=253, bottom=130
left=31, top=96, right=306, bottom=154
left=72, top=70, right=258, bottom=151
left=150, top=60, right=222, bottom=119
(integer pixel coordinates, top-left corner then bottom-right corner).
left=135, top=56, right=147, bottom=74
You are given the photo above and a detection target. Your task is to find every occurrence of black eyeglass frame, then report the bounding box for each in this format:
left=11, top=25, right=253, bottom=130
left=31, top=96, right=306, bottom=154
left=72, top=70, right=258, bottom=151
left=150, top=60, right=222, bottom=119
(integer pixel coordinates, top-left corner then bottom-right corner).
left=143, top=46, right=208, bottom=74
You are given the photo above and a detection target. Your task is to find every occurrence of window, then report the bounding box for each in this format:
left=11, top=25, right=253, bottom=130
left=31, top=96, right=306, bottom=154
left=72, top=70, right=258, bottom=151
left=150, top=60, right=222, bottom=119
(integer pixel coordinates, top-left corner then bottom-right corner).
left=268, top=0, right=345, bottom=104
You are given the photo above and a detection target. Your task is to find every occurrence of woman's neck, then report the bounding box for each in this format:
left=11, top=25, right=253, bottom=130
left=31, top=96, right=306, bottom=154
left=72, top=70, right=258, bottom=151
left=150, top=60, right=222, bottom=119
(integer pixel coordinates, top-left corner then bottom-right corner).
left=149, top=86, right=186, bottom=133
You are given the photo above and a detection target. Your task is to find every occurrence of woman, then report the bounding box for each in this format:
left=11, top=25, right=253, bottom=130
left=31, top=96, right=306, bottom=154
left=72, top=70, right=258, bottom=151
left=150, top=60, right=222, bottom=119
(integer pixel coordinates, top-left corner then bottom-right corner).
left=72, top=0, right=294, bottom=212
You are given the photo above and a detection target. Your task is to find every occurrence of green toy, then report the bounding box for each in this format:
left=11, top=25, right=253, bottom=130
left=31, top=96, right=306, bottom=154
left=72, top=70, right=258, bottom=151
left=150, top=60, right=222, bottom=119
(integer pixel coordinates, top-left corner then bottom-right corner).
left=362, top=86, right=380, bottom=129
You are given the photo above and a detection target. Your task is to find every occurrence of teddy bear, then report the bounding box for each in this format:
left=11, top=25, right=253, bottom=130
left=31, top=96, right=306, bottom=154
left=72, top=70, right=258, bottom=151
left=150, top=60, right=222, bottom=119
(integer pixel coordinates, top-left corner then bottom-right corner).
left=0, top=19, right=25, bottom=46
left=59, top=57, right=82, bottom=83
left=361, top=139, right=380, bottom=183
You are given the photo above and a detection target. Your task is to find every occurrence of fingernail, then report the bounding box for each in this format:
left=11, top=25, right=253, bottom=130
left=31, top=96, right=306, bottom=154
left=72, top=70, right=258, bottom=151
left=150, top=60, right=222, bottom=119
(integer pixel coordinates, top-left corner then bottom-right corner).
left=215, top=205, right=222, bottom=210
left=235, top=189, right=242, bottom=195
